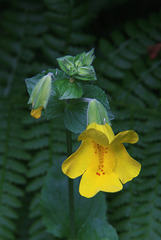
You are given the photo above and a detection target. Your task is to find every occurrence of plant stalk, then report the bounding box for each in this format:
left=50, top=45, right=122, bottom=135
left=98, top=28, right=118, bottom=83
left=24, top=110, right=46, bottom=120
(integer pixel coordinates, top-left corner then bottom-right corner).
left=66, top=128, right=76, bottom=240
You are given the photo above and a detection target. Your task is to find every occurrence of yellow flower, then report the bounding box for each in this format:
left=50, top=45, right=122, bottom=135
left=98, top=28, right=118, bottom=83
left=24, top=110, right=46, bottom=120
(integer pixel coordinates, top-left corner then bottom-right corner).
left=31, top=106, right=43, bottom=119
left=62, top=123, right=141, bottom=198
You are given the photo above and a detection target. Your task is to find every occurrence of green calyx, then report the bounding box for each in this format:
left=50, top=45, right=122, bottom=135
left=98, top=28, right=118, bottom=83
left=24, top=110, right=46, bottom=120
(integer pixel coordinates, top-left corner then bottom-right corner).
left=87, top=99, right=111, bottom=125
left=28, top=73, right=52, bottom=109
left=57, top=49, right=97, bottom=81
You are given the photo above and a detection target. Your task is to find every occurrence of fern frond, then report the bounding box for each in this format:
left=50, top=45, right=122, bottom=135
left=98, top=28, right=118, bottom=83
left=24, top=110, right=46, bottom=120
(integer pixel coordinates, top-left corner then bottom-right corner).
left=24, top=116, right=66, bottom=240
left=43, top=0, right=95, bottom=65
left=97, top=10, right=161, bottom=240
left=0, top=102, right=28, bottom=240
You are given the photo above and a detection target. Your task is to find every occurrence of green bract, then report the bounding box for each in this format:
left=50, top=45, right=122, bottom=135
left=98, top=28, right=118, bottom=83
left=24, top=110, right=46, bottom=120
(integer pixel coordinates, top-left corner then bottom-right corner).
left=57, top=49, right=97, bottom=81
left=28, top=73, right=52, bottom=109
left=88, top=99, right=111, bottom=125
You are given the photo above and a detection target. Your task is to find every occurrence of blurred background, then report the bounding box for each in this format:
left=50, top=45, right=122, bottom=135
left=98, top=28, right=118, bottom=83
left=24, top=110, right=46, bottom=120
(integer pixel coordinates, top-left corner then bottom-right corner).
left=0, top=0, right=161, bottom=239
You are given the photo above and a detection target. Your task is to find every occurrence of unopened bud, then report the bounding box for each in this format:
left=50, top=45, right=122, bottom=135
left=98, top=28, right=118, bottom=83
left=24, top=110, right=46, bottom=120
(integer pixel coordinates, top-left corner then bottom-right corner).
left=57, top=56, right=74, bottom=75
left=28, top=73, right=52, bottom=109
left=77, top=66, right=96, bottom=80
left=87, top=99, right=110, bottom=125
left=28, top=73, right=52, bottom=118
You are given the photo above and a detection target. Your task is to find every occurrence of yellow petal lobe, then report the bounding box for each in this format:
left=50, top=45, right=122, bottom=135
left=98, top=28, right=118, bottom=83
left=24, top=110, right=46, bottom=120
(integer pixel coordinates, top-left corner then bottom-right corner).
left=31, top=106, right=43, bottom=119
left=112, top=130, right=139, bottom=145
left=62, top=141, right=93, bottom=179
left=113, top=144, right=141, bottom=184
left=78, top=123, right=115, bottom=146
left=79, top=170, right=122, bottom=198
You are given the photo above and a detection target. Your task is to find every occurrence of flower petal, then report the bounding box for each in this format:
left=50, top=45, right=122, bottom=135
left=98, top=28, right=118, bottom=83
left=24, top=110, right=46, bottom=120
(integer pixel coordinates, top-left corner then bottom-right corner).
left=79, top=170, right=122, bottom=198
left=31, top=106, right=43, bottom=119
left=113, top=144, right=141, bottom=184
left=78, top=123, right=115, bottom=146
left=111, top=130, right=139, bottom=145
left=62, top=140, right=93, bottom=179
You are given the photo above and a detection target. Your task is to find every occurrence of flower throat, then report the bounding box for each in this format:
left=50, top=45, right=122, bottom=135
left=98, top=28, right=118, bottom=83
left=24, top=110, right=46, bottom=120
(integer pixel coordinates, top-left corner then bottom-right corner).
left=92, top=141, right=108, bottom=176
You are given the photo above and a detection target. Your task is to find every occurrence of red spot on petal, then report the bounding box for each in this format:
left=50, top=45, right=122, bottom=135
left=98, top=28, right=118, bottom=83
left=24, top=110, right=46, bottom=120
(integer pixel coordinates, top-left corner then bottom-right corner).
left=103, top=172, right=105, bottom=175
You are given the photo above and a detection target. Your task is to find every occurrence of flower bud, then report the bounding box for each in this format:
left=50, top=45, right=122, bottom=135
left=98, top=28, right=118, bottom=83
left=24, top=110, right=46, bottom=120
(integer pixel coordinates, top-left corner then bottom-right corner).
left=87, top=99, right=110, bottom=125
left=77, top=66, right=96, bottom=78
left=74, top=53, right=85, bottom=68
left=57, top=56, right=75, bottom=76
left=57, top=49, right=97, bottom=81
left=28, top=73, right=52, bottom=118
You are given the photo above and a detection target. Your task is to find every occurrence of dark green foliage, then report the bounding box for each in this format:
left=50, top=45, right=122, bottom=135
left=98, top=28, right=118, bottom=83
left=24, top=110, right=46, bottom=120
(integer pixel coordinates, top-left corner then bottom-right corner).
left=41, top=163, right=107, bottom=238
left=43, top=0, right=95, bottom=65
left=96, top=11, right=161, bottom=240
left=0, top=0, right=161, bottom=239
left=0, top=100, right=28, bottom=240
left=24, top=117, right=66, bottom=240
left=77, top=218, right=118, bottom=240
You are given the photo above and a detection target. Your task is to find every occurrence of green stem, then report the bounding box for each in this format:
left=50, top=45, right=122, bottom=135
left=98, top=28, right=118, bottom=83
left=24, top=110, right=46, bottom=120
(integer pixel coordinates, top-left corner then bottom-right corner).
left=66, top=128, right=76, bottom=240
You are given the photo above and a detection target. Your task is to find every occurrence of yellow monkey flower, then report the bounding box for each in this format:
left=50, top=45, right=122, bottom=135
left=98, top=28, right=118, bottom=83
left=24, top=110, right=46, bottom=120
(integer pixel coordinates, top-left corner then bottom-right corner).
left=30, top=106, right=43, bottom=119
left=62, top=123, right=141, bottom=198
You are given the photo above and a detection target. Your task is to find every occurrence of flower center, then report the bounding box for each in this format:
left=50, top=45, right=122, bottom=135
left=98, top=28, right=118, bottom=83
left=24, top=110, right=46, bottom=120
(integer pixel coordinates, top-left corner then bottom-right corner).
left=92, top=141, right=108, bottom=176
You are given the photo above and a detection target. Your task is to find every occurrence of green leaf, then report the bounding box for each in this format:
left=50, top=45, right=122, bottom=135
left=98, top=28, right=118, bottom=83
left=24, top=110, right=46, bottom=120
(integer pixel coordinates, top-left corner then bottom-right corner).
left=54, top=79, right=83, bottom=99
left=77, top=218, right=118, bottom=240
left=84, top=48, right=95, bottom=65
left=43, top=96, right=65, bottom=120
left=40, top=161, right=107, bottom=239
left=64, top=101, right=88, bottom=133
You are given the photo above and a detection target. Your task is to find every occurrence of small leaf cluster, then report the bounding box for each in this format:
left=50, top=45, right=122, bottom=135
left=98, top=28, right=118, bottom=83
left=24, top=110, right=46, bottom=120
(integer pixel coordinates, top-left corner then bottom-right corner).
left=25, top=50, right=114, bottom=134
left=57, top=48, right=97, bottom=81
